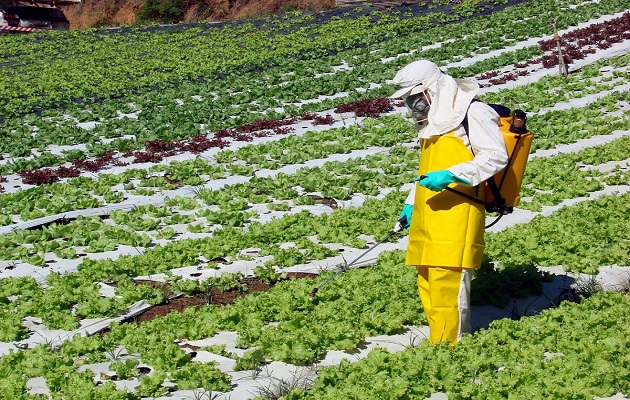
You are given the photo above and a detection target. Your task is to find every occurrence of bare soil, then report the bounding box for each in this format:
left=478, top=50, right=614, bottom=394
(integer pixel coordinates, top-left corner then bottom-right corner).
left=131, top=272, right=318, bottom=324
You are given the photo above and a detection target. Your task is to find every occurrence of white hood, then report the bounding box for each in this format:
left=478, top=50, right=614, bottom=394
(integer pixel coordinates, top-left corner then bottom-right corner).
left=391, top=60, right=479, bottom=139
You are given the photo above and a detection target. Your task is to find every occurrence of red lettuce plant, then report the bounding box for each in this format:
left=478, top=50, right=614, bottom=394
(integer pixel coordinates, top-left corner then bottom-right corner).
left=335, top=97, right=394, bottom=117
left=312, top=115, right=335, bottom=125
left=19, top=168, right=59, bottom=185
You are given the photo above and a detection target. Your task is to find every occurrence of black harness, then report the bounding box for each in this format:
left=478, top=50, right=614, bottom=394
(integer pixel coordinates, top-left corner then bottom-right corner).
left=445, top=101, right=519, bottom=228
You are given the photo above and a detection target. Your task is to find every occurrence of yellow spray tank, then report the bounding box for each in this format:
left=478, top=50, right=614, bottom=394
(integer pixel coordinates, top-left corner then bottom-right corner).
left=484, top=109, right=533, bottom=211
left=446, top=106, right=533, bottom=227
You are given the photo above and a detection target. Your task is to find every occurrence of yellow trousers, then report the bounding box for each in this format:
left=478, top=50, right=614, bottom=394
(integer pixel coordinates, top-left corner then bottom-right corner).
left=417, top=265, right=472, bottom=344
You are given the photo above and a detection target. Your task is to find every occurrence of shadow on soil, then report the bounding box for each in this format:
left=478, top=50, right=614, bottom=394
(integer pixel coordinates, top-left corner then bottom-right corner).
left=470, top=266, right=578, bottom=332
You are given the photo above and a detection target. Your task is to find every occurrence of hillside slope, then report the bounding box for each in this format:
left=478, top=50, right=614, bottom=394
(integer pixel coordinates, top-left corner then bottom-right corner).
left=60, top=0, right=335, bottom=29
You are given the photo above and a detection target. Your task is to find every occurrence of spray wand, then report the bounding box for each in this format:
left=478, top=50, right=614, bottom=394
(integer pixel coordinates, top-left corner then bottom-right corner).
left=308, top=214, right=409, bottom=299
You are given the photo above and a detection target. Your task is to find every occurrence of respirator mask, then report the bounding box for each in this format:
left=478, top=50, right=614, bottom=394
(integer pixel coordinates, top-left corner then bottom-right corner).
left=405, top=92, right=430, bottom=122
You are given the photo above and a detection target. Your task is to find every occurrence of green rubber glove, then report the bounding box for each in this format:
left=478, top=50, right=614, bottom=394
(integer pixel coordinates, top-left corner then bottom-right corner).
left=398, top=204, right=413, bottom=230
left=415, top=171, right=469, bottom=192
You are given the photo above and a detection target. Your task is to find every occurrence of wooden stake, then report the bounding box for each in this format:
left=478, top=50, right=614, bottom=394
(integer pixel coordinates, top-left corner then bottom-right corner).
left=551, top=19, right=568, bottom=76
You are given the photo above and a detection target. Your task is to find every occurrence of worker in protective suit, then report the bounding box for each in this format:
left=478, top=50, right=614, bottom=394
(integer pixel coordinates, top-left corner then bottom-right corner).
left=390, top=60, right=508, bottom=344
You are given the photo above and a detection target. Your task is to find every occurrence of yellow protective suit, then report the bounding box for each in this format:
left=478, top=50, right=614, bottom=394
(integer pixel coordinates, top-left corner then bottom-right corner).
left=417, top=265, right=472, bottom=344
left=392, top=59, right=508, bottom=344
left=407, top=132, right=485, bottom=344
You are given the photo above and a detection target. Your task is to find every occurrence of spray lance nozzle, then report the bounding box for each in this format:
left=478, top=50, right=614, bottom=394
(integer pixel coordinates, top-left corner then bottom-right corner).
left=308, top=214, right=409, bottom=299
left=393, top=213, right=409, bottom=233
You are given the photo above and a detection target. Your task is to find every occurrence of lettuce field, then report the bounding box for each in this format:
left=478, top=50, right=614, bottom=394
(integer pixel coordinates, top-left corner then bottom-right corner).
left=1, top=0, right=629, bottom=398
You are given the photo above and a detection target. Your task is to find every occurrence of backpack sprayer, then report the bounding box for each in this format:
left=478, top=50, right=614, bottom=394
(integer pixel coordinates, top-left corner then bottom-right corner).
left=309, top=215, right=408, bottom=299
left=453, top=106, right=533, bottom=228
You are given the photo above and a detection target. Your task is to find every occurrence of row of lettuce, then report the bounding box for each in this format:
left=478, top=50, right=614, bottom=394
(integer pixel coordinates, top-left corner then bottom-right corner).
left=286, top=290, right=630, bottom=399
left=2, top=177, right=628, bottom=340
left=1, top=0, right=628, bottom=174
left=0, top=47, right=629, bottom=345
left=0, top=51, right=628, bottom=226
left=0, top=80, right=628, bottom=279
left=1, top=192, right=628, bottom=398
left=1, top=122, right=629, bottom=268
left=0, top=1, right=629, bottom=399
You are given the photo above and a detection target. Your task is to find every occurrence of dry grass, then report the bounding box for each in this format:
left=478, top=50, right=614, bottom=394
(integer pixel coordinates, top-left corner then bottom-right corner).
left=61, top=0, right=336, bottom=29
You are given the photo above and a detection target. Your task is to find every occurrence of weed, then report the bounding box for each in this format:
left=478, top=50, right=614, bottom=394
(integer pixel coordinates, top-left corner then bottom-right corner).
left=506, top=296, right=540, bottom=320
left=253, top=366, right=318, bottom=399
left=204, top=283, right=214, bottom=305
left=407, top=327, right=427, bottom=347
left=190, top=388, right=221, bottom=400
left=105, top=346, right=127, bottom=361
left=187, top=185, right=206, bottom=199
left=573, top=274, right=603, bottom=300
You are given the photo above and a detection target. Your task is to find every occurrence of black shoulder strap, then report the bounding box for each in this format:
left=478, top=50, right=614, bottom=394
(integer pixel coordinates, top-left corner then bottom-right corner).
left=461, top=98, right=480, bottom=137
left=463, top=100, right=510, bottom=135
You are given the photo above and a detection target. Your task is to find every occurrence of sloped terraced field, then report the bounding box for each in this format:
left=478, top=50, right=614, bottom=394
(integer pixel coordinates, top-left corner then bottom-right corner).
left=0, top=0, right=629, bottom=398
